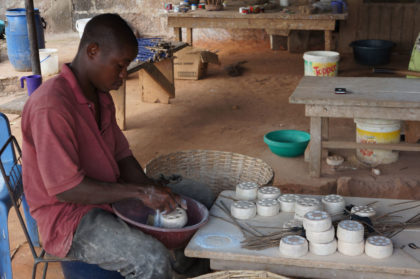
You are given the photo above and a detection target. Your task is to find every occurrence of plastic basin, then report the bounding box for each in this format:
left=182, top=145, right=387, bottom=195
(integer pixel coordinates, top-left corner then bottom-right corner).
left=112, top=196, right=209, bottom=250
left=350, top=39, right=395, bottom=66
left=264, top=130, right=310, bottom=157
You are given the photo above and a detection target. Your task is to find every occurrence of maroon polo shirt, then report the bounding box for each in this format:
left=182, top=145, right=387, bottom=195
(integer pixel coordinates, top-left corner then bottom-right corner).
left=21, top=64, right=132, bottom=257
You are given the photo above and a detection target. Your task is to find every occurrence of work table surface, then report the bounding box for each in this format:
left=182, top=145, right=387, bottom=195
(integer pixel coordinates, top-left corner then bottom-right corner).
left=289, top=77, right=420, bottom=108
left=185, top=190, right=420, bottom=278
left=167, top=7, right=347, bottom=20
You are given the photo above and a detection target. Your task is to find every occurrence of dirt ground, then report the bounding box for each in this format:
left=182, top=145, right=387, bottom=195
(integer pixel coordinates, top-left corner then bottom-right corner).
left=1, top=33, right=419, bottom=278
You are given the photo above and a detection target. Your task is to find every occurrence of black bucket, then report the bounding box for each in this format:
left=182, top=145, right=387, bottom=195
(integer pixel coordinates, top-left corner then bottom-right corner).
left=350, top=40, right=395, bottom=66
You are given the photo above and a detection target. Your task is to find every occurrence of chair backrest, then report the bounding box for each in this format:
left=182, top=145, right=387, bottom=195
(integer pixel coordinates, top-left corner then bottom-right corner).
left=0, top=135, right=38, bottom=259
left=0, top=113, right=16, bottom=167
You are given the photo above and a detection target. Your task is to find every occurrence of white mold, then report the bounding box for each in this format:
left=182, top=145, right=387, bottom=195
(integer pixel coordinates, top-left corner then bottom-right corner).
left=279, top=235, right=308, bottom=258
left=338, top=239, right=364, bottom=256
left=303, top=210, right=332, bottom=232
left=295, top=197, right=322, bottom=217
left=306, top=226, right=335, bottom=244
left=160, top=207, right=188, bottom=229
left=322, top=194, right=346, bottom=215
left=337, top=220, right=364, bottom=243
left=351, top=205, right=376, bottom=218
left=257, top=198, right=280, bottom=217
left=309, top=239, right=337, bottom=256
left=235, top=181, right=259, bottom=201
left=326, top=155, right=344, bottom=166
left=257, top=186, right=281, bottom=200
left=230, top=200, right=256, bottom=220
left=365, top=235, right=393, bottom=259
left=278, top=194, right=300, bottom=212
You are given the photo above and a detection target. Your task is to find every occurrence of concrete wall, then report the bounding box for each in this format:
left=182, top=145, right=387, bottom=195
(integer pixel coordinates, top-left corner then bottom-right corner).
left=71, top=0, right=267, bottom=41
left=0, top=0, right=72, bottom=33
left=0, top=0, right=268, bottom=42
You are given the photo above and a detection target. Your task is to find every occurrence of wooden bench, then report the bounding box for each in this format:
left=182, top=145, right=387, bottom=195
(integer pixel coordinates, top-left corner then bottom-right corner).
left=167, top=7, right=347, bottom=51
left=289, top=76, right=420, bottom=177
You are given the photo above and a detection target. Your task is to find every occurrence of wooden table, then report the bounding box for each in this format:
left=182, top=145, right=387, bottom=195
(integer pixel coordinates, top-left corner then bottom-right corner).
left=110, top=42, right=187, bottom=130
left=289, top=77, right=420, bottom=177
left=167, top=8, right=347, bottom=51
left=185, top=190, right=420, bottom=279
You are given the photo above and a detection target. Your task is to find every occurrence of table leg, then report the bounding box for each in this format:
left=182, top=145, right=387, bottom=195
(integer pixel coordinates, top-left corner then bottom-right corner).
left=110, top=80, right=126, bottom=130
left=322, top=118, right=329, bottom=141
left=324, top=30, right=332, bottom=51
left=186, top=28, right=193, bottom=46
left=310, top=117, right=322, bottom=177
left=174, top=27, right=182, bottom=42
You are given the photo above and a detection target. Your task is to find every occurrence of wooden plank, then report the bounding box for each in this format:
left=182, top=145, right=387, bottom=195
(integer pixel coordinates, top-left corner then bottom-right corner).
left=338, top=0, right=362, bottom=53
left=390, top=4, right=403, bottom=48
left=185, top=191, right=420, bottom=278
left=323, top=141, right=420, bottom=152
left=139, top=59, right=175, bottom=104
left=186, top=28, right=193, bottom=45
left=309, top=117, right=322, bottom=178
left=356, top=2, right=369, bottom=39
left=321, top=117, right=329, bottom=141
left=379, top=5, right=392, bottom=41
left=174, top=27, right=182, bottom=42
left=305, top=105, right=420, bottom=121
left=265, top=29, right=290, bottom=36
left=288, top=30, right=310, bottom=53
left=368, top=4, right=381, bottom=40
left=414, top=5, right=420, bottom=47
left=401, top=4, right=415, bottom=53
left=142, top=63, right=175, bottom=98
left=404, top=121, right=420, bottom=144
left=167, top=9, right=347, bottom=20
left=324, top=30, right=332, bottom=51
left=168, top=17, right=336, bottom=31
left=109, top=81, right=126, bottom=130
left=289, top=77, right=420, bottom=109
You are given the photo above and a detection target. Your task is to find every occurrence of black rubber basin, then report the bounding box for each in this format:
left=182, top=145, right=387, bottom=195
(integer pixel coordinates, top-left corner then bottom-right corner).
left=350, top=40, right=395, bottom=66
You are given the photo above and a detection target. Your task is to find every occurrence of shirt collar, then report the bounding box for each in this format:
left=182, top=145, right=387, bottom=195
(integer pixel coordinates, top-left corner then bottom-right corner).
left=61, top=63, right=112, bottom=106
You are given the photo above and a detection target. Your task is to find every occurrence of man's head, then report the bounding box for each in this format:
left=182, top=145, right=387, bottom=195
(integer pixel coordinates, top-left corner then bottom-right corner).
left=76, top=14, right=138, bottom=92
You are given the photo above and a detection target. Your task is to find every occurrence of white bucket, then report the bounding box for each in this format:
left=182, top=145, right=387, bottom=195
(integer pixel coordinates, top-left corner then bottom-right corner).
left=75, top=18, right=91, bottom=38
left=39, top=48, right=59, bottom=76
left=303, top=51, right=340, bottom=77
left=354, top=118, right=401, bottom=165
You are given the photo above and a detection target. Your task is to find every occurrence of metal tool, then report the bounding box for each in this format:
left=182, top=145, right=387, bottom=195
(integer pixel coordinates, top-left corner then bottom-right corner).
left=408, top=243, right=419, bottom=249
left=335, top=88, right=347, bottom=94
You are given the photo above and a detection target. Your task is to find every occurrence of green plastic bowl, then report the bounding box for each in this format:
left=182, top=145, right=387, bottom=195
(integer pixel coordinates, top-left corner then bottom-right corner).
left=264, top=130, right=310, bottom=157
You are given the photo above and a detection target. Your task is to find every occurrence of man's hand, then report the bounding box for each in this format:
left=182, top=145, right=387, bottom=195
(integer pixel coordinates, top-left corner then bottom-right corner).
left=140, top=185, right=186, bottom=213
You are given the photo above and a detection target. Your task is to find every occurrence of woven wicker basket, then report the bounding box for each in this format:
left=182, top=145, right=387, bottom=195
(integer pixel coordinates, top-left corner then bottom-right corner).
left=145, top=150, right=274, bottom=195
left=192, top=270, right=290, bottom=279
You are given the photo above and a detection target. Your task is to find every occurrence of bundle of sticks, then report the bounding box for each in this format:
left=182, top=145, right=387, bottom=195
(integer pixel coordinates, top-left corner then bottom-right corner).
left=136, top=38, right=173, bottom=63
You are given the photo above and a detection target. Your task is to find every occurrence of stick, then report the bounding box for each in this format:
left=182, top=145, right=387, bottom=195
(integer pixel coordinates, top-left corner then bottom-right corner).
left=376, top=204, right=420, bottom=220
left=390, top=200, right=419, bottom=207
left=215, top=201, right=257, bottom=237
left=210, top=214, right=255, bottom=236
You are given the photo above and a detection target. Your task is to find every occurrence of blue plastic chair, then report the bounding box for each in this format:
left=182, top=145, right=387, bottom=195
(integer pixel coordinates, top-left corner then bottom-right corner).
left=0, top=113, right=123, bottom=279
left=0, top=113, right=40, bottom=279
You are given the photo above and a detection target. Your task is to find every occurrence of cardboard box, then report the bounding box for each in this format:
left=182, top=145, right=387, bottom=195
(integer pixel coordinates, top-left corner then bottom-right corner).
left=174, top=46, right=219, bottom=80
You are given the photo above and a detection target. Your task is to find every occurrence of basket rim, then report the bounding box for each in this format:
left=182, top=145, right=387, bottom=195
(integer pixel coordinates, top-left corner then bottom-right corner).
left=145, top=149, right=274, bottom=173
